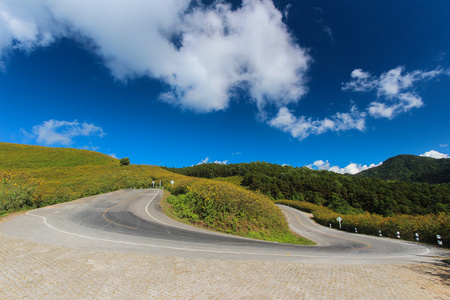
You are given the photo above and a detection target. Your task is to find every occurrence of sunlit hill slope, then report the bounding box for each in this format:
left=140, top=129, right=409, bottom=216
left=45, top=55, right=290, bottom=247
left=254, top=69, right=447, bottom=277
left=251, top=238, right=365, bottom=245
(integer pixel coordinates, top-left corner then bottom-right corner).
left=0, top=142, right=309, bottom=244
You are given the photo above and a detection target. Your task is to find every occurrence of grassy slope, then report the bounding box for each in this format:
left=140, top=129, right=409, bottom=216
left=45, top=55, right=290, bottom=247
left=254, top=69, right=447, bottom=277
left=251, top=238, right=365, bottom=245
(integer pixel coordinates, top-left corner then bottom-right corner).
left=0, top=142, right=309, bottom=244
left=0, top=142, right=193, bottom=200
left=0, top=142, right=118, bottom=168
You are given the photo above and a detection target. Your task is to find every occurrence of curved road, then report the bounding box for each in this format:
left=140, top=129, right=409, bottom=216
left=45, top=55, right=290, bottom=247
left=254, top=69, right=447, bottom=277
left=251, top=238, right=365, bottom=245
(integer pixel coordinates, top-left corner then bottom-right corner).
left=1, top=189, right=448, bottom=264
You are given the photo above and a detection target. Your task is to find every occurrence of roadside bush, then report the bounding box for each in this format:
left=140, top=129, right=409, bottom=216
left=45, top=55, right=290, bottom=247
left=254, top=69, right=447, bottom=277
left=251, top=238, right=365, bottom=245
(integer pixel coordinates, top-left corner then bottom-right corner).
left=0, top=171, right=43, bottom=214
left=166, top=194, right=199, bottom=222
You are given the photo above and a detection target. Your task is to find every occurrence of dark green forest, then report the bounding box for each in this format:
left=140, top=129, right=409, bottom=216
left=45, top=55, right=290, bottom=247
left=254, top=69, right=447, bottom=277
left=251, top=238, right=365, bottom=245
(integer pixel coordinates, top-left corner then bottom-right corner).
left=164, top=159, right=450, bottom=216
left=356, top=154, right=450, bottom=184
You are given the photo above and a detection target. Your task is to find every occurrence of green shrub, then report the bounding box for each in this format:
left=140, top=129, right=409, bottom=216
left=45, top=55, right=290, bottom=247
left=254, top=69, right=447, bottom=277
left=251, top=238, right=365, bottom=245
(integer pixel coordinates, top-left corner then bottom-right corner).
left=0, top=171, right=43, bottom=213
left=164, top=180, right=314, bottom=245
left=120, top=157, right=130, bottom=166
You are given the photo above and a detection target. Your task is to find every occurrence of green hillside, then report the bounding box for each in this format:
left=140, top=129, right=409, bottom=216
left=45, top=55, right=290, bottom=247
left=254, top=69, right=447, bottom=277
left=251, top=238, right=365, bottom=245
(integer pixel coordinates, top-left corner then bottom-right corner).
left=167, top=161, right=450, bottom=246
left=0, top=142, right=118, bottom=169
left=166, top=161, right=450, bottom=216
left=356, top=154, right=450, bottom=184
left=0, top=142, right=172, bottom=207
left=1, top=143, right=448, bottom=246
left=0, top=142, right=308, bottom=245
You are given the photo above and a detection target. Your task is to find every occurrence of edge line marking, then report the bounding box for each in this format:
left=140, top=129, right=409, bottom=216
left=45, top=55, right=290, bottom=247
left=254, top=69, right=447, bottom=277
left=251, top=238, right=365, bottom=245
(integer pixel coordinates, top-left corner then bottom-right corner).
left=280, top=205, right=372, bottom=250
left=26, top=208, right=420, bottom=260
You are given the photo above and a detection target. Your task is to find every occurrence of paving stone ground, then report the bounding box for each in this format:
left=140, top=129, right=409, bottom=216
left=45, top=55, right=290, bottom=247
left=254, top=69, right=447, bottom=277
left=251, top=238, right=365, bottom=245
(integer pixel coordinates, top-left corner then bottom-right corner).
left=0, top=234, right=449, bottom=299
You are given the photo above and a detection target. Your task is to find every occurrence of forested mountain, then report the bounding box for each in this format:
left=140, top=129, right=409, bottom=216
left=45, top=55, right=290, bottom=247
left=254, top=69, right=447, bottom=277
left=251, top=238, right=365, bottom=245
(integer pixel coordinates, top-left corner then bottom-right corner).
left=356, top=155, right=450, bottom=184
left=165, top=161, right=450, bottom=216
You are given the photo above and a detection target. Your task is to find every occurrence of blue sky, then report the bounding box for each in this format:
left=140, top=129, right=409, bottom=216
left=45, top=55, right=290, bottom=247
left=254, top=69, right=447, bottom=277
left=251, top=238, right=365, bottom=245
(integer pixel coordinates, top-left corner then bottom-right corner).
left=0, top=0, right=449, bottom=172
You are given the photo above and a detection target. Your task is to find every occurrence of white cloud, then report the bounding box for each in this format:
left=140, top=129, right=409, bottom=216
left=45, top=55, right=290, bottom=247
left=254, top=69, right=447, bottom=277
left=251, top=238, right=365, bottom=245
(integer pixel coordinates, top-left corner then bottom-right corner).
left=270, top=65, right=448, bottom=140
left=366, top=102, right=396, bottom=119
left=420, top=150, right=448, bottom=159
left=0, top=0, right=63, bottom=68
left=308, top=160, right=331, bottom=171
left=343, top=66, right=448, bottom=119
left=323, top=26, right=333, bottom=40
left=351, top=69, right=370, bottom=79
left=313, top=7, right=333, bottom=42
left=80, top=143, right=100, bottom=151
left=367, top=92, right=424, bottom=119
left=440, top=144, right=448, bottom=148
left=0, top=0, right=310, bottom=114
left=196, top=157, right=228, bottom=165
left=269, top=105, right=366, bottom=140
left=22, top=119, right=104, bottom=146
left=307, top=160, right=382, bottom=175
left=108, top=153, right=118, bottom=159
left=197, top=157, right=210, bottom=165
left=282, top=4, right=291, bottom=19
left=214, top=159, right=228, bottom=165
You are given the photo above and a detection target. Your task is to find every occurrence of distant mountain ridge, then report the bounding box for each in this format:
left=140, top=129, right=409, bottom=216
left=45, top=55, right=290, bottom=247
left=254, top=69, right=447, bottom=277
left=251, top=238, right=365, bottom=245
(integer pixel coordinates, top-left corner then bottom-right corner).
left=356, top=154, right=450, bottom=184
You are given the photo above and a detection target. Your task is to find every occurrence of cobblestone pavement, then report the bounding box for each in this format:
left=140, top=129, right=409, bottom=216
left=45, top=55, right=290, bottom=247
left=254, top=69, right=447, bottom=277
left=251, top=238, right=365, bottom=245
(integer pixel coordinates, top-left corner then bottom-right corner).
left=1, top=234, right=449, bottom=299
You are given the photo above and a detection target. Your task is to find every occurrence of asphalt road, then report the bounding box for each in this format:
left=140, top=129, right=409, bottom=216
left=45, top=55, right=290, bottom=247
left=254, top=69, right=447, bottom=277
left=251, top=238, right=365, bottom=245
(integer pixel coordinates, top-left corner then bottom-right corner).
left=1, top=189, right=448, bottom=264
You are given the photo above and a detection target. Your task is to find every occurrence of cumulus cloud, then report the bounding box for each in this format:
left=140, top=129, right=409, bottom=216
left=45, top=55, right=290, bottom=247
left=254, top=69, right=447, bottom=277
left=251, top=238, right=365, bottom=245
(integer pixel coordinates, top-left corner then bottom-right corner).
left=0, top=0, right=63, bottom=68
left=196, top=157, right=228, bottom=165
left=167, top=0, right=310, bottom=112
left=22, top=119, right=105, bottom=147
left=343, top=66, right=448, bottom=119
left=307, top=160, right=382, bottom=175
left=0, top=0, right=310, bottom=113
left=269, top=105, right=366, bottom=140
left=420, top=150, right=448, bottom=159
left=269, top=64, right=448, bottom=140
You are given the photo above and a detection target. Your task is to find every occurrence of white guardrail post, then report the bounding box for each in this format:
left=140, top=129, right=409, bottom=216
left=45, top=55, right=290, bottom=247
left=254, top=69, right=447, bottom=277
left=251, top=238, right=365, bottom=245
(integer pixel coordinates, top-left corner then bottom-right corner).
left=437, top=235, right=443, bottom=246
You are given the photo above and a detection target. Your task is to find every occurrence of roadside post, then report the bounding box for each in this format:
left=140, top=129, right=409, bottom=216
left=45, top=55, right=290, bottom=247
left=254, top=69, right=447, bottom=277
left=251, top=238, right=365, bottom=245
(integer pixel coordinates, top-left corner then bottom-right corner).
left=379, top=230, right=382, bottom=237
left=152, top=181, right=155, bottom=188
left=397, top=231, right=401, bottom=238
left=171, top=180, right=175, bottom=187
left=415, top=233, right=419, bottom=242
left=355, top=228, right=357, bottom=233
left=437, top=235, right=443, bottom=246
left=336, top=216, right=342, bottom=229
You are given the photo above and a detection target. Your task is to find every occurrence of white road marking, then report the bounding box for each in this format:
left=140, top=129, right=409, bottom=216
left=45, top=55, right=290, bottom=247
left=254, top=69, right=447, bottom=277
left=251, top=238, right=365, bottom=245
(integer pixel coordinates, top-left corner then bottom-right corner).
left=281, top=208, right=330, bottom=246
left=144, top=189, right=209, bottom=233
left=24, top=190, right=431, bottom=260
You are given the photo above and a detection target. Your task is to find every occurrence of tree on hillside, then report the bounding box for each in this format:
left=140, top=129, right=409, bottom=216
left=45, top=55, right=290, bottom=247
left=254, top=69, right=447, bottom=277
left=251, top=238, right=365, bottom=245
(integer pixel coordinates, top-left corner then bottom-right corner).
left=165, top=161, right=450, bottom=216
left=120, top=157, right=130, bottom=166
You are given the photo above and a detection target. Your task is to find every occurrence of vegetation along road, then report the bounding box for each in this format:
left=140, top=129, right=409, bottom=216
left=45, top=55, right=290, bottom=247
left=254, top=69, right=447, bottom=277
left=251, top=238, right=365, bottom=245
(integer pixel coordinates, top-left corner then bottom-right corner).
left=1, top=188, right=448, bottom=264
